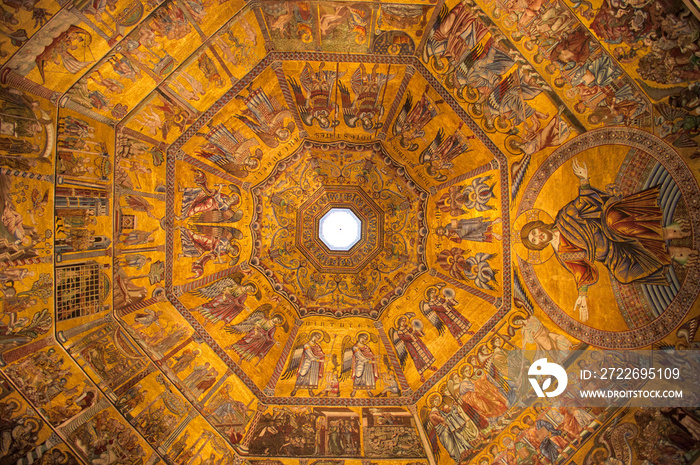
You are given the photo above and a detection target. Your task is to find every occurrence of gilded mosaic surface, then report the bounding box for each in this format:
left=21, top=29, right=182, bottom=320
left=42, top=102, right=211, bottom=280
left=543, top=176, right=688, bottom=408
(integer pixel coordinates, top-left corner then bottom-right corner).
left=0, top=0, right=699, bottom=463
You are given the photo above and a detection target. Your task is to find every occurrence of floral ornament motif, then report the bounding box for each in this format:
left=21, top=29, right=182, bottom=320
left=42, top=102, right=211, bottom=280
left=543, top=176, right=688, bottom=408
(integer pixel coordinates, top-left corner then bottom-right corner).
left=437, top=247, right=498, bottom=290
left=26, top=273, right=53, bottom=302
left=462, top=176, right=496, bottom=212
left=436, top=247, right=469, bottom=281
left=463, top=252, right=498, bottom=290
left=436, top=175, right=497, bottom=217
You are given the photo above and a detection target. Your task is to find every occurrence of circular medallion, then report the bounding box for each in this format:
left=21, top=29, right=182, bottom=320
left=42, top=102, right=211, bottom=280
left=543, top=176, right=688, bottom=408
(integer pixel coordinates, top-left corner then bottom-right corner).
left=517, top=128, right=700, bottom=348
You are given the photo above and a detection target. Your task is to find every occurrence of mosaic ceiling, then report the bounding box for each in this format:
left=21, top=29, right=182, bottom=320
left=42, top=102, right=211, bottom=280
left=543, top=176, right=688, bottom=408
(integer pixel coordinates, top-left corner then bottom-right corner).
left=0, top=0, right=700, bottom=464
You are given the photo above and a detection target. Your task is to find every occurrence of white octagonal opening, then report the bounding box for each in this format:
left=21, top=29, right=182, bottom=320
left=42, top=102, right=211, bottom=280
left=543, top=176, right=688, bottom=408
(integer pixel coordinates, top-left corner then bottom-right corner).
left=319, top=208, right=362, bottom=251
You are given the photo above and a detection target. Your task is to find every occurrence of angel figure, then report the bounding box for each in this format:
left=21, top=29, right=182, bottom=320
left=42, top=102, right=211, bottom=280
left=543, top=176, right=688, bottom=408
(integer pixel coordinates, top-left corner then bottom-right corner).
left=197, top=124, right=263, bottom=179
left=189, top=273, right=261, bottom=325
left=340, top=331, right=379, bottom=397
left=224, top=305, right=289, bottom=366
left=235, top=85, right=295, bottom=148
left=281, top=330, right=330, bottom=396
left=421, top=393, right=474, bottom=463
left=339, top=63, right=395, bottom=131
left=178, top=224, right=242, bottom=278
left=178, top=168, right=243, bottom=223
left=288, top=62, right=341, bottom=129
left=420, top=284, right=474, bottom=346
left=419, top=123, right=474, bottom=181
left=391, top=86, right=441, bottom=151
left=389, top=313, right=437, bottom=382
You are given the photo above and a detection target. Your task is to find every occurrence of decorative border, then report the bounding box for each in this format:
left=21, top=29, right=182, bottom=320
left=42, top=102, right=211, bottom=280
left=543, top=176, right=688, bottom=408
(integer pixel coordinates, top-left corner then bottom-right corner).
left=517, top=127, right=700, bottom=348
left=294, top=186, right=383, bottom=273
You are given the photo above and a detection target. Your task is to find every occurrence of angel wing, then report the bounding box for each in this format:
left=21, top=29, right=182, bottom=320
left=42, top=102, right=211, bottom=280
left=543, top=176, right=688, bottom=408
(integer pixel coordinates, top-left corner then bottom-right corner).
left=338, top=82, right=359, bottom=128
left=485, top=359, right=512, bottom=401
left=349, top=66, right=365, bottom=96
left=373, top=73, right=396, bottom=98
left=487, top=72, right=518, bottom=114
left=189, top=276, right=238, bottom=299
left=339, top=335, right=354, bottom=382
left=0, top=174, right=9, bottom=217
left=445, top=376, right=460, bottom=401
left=235, top=114, right=270, bottom=141
left=299, top=63, right=314, bottom=92
left=419, top=405, right=440, bottom=461
left=392, top=92, right=413, bottom=137
left=236, top=108, right=292, bottom=148
left=223, top=303, right=273, bottom=334
left=472, top=252, right=497, bottom=290
left=187, top=225, right=243, bottom=243
left=657, top=102, right=688, bottom=122
left=419, top=129, right=444, bottom=165
left=459, top=40, right=485, bottom=72
left=419, top=299, right=445, bottom=336
left=677, top=315, right=700, bottom=344
left=288, top=78, right=313, bottom=126
left=236, top=115, right=280, bottom=149
left=281, top=332, right=310, bottom=380
left=388, top=327, right=408, bottom=368
left=423, top=4, right=449, bottom=64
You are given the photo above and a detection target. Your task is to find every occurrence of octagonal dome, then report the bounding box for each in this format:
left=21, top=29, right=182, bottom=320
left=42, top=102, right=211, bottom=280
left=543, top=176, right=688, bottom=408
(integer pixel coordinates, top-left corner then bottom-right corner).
left=248, top=140, right=429, bottom=319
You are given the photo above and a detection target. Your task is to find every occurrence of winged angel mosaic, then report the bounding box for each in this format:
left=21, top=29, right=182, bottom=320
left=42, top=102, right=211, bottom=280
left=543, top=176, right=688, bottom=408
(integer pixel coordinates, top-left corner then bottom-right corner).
left=190, top=272, right=262, bottom=326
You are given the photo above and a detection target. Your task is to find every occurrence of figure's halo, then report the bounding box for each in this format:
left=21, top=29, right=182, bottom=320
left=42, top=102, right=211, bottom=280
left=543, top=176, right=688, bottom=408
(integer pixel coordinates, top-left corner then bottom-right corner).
left=423, top=284, right=442, bottom=299
left=309, top=329, right=331, bottom=343
left=394, top=312, right=414, bottom=328
left=513, top=209, right=555, bottom=265
left=427, top=393, right=442, bottom=406
left=458, top=363, right=474, bottom=379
